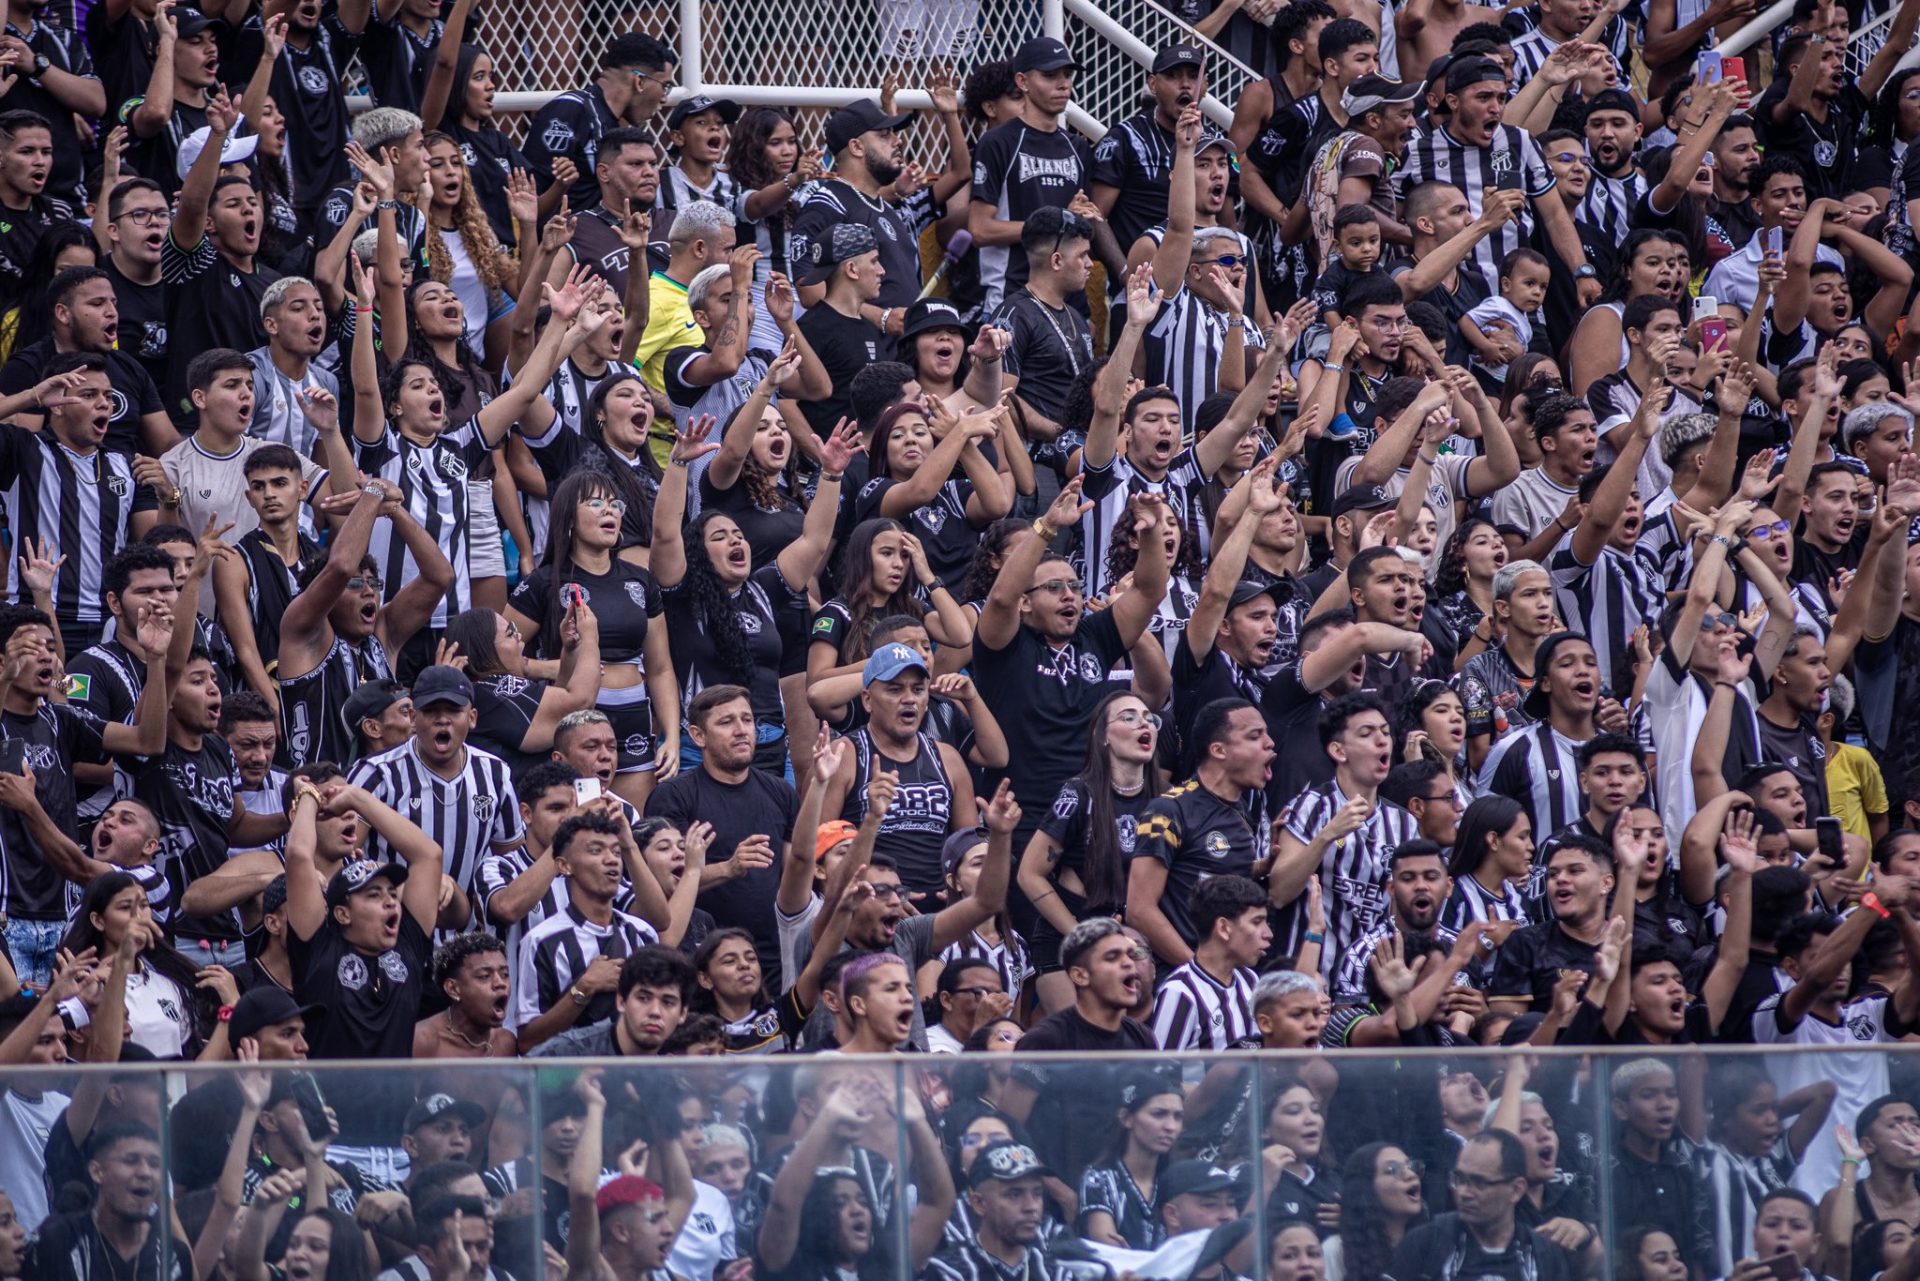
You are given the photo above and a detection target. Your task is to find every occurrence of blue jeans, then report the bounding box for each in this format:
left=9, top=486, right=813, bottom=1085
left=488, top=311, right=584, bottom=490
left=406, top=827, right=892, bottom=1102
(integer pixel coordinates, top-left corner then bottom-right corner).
left=4, top=918, right=65, bottom=991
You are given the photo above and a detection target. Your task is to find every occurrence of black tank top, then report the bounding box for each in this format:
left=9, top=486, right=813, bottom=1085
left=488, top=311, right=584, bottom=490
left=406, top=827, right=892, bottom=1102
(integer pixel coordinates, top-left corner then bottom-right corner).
left=239, top=528, right=320, bottom=672
left=842, top=729, right=954, bottom=896
left=281, top=635, right=392, bottom=768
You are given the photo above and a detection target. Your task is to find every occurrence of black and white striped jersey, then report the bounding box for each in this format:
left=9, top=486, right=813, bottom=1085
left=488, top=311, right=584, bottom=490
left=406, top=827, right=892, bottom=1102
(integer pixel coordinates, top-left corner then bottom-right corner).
left=1441, top=873, right=1532, bottom=933
left=1331, top=921, right=1463, bottom=1005
left=513, top=902, right=658, bottom=1029
left=1077, top=448, right=1207, bottom=599
left=1278, top=783, right=1421, bottom=983
left=280, top=634, right=392, bottom=770
left=1400, top=123, right=1556, bottom=293
left=926, top=1241, right=1071, bottom=1281
left=346, top=739, right=525, bottom=907
left=1476, top=721, right=1588, bottom=852
left=935, top=927, right=1033, bottom=1003
left=1150, top=958, right=1258, bottom=1050
left=1546, top=534, right=1665, bottom=696
left=476, top=826, right=643, bottom=992
left=1077, top=1158, right=1163, bottom=1250
left=352, top=423, right=494, bottom=629
left=1143, top=286, right=1266, bottom=436
left=1575, top=166, right=1648, bottom=252
left=0, top=428, right=154, bottom=639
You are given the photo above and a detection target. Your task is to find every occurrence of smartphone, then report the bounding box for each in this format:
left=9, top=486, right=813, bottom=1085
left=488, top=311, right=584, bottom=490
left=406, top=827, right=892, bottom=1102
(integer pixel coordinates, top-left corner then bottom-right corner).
left=1766, top=226, right=1784, bottom=256
left=1698, top=317, right=1729, bottom=351
left=1816, top=815, right=1844, bottom=862
left=1763, top=1256, right=1800, bottom=1281
left=0, top=739, right=26, bottom=776
left=1495, top=159, right=1523, bottom=192
left=1693, top=294, right=1719, bottom=322
left=574, top=777, right=603, bottom=805
left=1695, top=49, right=1724, bottom=82
left=561, top=583, right=584, bottom=611
left=1722, top=55, right=1746, bottom=84
left=290, top=1072, right=331, bottom=1142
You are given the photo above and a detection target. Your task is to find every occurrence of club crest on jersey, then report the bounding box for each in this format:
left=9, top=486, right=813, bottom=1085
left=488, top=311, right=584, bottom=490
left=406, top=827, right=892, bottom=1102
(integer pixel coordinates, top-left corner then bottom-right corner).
left=378, top=950, right=409, bottom=982
left=440, top=452, right=469, bottom=481
left=337, top=953, right=369, bottom=990
left=106, top=473, right=129, bottom=497
left=324, top=194, right=350, bottom=226
left=738, top=612, right=762, bottom=635
left=298, top=65, right=330, bottom=96
left=1052, top=791, right=1076, bottom=821
left=625, top=581, right=647, bottom=607
left=543, top=120, right=575, bottom=152
left=472, top=793, right=496, bottom=823
left=1204, top=830, right=1232, bottom=859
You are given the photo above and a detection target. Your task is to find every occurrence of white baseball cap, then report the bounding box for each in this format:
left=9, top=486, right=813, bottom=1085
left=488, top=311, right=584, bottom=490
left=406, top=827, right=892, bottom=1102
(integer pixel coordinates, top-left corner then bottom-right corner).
left=175, top=120, right=259, bottom=181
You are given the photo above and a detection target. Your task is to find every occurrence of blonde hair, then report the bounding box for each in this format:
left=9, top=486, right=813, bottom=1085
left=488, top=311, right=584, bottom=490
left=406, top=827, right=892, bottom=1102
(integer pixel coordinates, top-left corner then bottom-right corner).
left=410, top=132, right=515, bottom=295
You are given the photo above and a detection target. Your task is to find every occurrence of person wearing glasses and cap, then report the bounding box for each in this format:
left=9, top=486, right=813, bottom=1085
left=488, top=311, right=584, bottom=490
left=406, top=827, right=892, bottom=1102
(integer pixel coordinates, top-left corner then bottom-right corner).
left=969, top=35, right=1094, bottom=312
left=522, top=32, right=676, bottom=211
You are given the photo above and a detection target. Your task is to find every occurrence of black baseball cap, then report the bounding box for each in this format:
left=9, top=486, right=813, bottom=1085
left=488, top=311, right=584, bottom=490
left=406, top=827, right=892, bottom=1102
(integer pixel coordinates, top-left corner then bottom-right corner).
left=404, top=1092, right=488, bottom=1135
left=1446, top=56, right=1507, bottom=93
left=666, top=94, right=741, bottom=131
left=902, top=298, right=966, bottom=340
left=1345, top=74, right=1425, bottom=115
left=1013, top=36, right=1081, bottom=73
left=228, top=987, right=322, bottom=1044
left=1159, top=1159, right=1244, bottom=1202
left=968, top=1139, right=1054, bottom=1187
left=411, top=665, right=473, bottom=711
left=342, top=678, right=409, bottom=734
left=1228, top=578, right=1286, bottom=610
left=941, top=828, right=987, bottom=879
left=174, top=8, right=223, bottom=37
left=325, top=858, right=406, bottom=909
left=799, top=223, right=879, bottom=286
left=823, top=99, right=915, bottom=155
left=1330, top=483, right=1396, bottom=521
left=1152, top=43, right=1204, bottom=74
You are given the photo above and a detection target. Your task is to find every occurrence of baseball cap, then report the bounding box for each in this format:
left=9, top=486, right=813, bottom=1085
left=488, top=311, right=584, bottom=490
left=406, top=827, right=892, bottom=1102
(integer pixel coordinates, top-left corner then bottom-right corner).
left=968, top=1138, right=1054, bottom=1187
left=862, top=641, right=929, bottom=687
left=1195, top=128, right=1234, bottom=157
left=666, top=94, right=741, bottom=131
left=814, top=819, right=858, bottom=861
left=404, top=1092, right=488, bottom=1135
left=823, top=99, right=915, bottom=155
left=941, top=828, right=987, bottom=879
left=1159, top=1159, right=1244, bottom=1202
left=174, top=8, right=223, bottom=37
left=325, top=858, right=406, bottom=909
left=1227, top=578, right=1285, bottom=611
left=1152, top=43, right=1204, bottom=74
left=799, top=223, right=879, bottom=286
left=176, top=121, right=258, bottom=181
left=1330, top=483, right=1396, bottom=521
left=411, top=665, right=473, bottom=711
left=902, top=298, right=966, bottom=340
left=342, top=678, right=409, bottom=733
left=228, top=987, right=322, bottom=1044
left=1446, top=55, right=1507, bottom=93
left=1344, top=74, right=1424, bottom=116
left=1013, top=36, right=1081, bottom=73
left=1520, top=631, right=1594, bottom=721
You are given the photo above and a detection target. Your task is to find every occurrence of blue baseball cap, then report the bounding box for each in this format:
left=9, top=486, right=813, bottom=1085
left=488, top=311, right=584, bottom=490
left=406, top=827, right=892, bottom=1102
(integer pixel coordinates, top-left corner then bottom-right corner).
left=862, top=642, right=929, bottom=687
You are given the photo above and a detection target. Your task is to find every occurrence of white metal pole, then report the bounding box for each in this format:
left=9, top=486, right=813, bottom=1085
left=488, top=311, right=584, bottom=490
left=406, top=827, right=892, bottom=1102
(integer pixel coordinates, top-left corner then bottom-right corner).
left=1717, top=0, right=1794, bottom=55
left=679, top=0, right=704, bottom=90
left=1044, top=0, right=1064, bottom=39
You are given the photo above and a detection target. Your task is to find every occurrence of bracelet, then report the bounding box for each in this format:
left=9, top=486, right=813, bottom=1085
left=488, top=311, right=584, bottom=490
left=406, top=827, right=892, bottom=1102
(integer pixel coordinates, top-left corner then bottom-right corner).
left=1863, top=891, right=1892, bottom=920
left=1418, top=450, right=1440, bottom=464
left=820, top=469, right=843, bottom=483
left=1714, top=680, right=1738, bottom=689
left=879, top=307, right=894, bottom=332
left=669, top=456, right=689, bottom=468
left=1302, top=931, right=1325, bottom=945
left=1843, top=1156, right=1865, bottom=1167
left=1031, top=518, right=1057, bottom=541
left=569, top=986, right=591, bottom=1006
left=355, top=306, right=373, bottom=314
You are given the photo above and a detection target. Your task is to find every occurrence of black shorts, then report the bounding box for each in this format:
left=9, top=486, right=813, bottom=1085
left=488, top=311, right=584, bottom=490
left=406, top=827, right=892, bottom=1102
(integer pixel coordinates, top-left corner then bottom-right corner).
left=603, top=697, right=655, bottom=774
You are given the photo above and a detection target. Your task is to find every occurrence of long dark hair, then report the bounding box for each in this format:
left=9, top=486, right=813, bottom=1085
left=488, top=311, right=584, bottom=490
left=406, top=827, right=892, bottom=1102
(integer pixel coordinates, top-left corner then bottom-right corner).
left=1092, top=1069, right=1184, bottom=1169
left=290, top=1207, right=374, bottom=1281
left=451, top=44, right=494, bottom=130
left=1869, top=66, right=1920, bottom=147
left=833, top=518, right=925, bottom=663
left=1075, top=690, right=1168, bottom=911
left=1104, top=504, right=1201, bottom=585
left=681, top=509, right=758, bottom=686
left=60, top=874, right=212, bottom=1050
left=691, top=926, right=772, bottom=1016
left=1603, top=229, right=1682, bottom=305
left=445, top=607, right=507, bottom=676
left=1448, top=795, right=1529, bottom=881
left=1434, top=514, right=1497, bottom=599
left=959, top=518, right=1026, bottom=604
left=1338, top=1142, right=1428, bottom=1281
left=10, top=223, right=99, bottom=347
left=535, top=471, right=623, bottom=659
left=718, top=398, right=802, bottom=516
left=401, top=279, right=494, bottom=425
left=581, top=371, right=663, bottom=546
left=726, top=106, right=800, bottom=196
left=792, top=1173, right=894, bottom=1281
left=1498, top=352, right=1562, bottom=418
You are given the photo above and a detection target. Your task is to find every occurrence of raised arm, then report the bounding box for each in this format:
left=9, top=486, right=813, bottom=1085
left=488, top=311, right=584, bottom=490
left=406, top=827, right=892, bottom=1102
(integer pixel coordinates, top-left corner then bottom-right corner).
left=773, top=419, right=855, bottom=589
left=1104, top=492, right=1173, bottom=649
left=977, top=479, right=1088, bottom=651
left=417, top=0, right=475, bottom=130
left=650, top=416, right=716, bottom=589
left=1571, top=378, right=1666, bottom=564
left=281, top=780, right=327, bottom=941
left=1082, top=265, right=1162, bottom=472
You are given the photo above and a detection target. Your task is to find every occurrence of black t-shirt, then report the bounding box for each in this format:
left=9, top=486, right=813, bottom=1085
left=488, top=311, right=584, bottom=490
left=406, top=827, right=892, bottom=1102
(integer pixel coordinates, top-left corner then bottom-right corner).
left=290, top=908, right=431, bottom=1060
left=1487, top=920, right=1601, bottom=1011
left=989, top=288, right=1094, bottom=423
left=355, top=13, right=440, bottom=112
left=1753, top=81, right=1867, bottom=201
left=510, top=560, right=661, bottom=663
left=1036, top=777, right=1153, bottom=917
left=470, top=672, right=551, bottom=778
left=972, top=609, right=1128, bottom=838
left=1387, top=1214, right=1577, bottom=1281
left=86, top=5, right=156, bottom=139
left=229, top=17, right=357, bottom=215
left=644, top=766, right=799, bottom=981
left=661, top=562, right=800, bottom=727
left=443, top=121, right=533, bottom=245
left=0, top=702, right=109, bottom=918
left=162, top=236, right=281, bottom=421
left=1130, top=779, right=1261, bottom=950
left=700, top=468, right=805, bottom=573
left=0, top=339, right=161, bottom=457
left=103, top=259, right=169, bottom=394
left=1262, top=660, right=1332, bottom=811
left=1755, top=709, right=1830, bottom=817
left=0, top=194, right=75, bottom=300
left=1015, top=1008, right=1162, bottom=1181
left=797, top=303, right=893, bottom=438
left=970, top=118, right=1094, bottom=301
left=852, top=473, right=983, bottom=591
left=789, top=179, right=930, bottom=310
left=31, top=1213, right=190, bottom=1281
left=132, top=732, right=242, bottom=944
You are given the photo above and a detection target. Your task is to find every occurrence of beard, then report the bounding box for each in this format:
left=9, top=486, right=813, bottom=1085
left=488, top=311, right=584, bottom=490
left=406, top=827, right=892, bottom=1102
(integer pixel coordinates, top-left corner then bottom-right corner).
left=867, top=156, right=901, bottom=187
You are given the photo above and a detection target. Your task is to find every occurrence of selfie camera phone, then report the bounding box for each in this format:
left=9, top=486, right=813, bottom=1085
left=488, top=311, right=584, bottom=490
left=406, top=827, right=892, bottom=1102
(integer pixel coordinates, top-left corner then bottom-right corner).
left=0, top=740, right=25, bottom=776
left=1816, top=816, right=1843, bottom=861
left=575, top=777, right=603, bottom=805
left=1722, top=55, right=1746, bottom=84
left=1696, top=50, right=1723, bottom=82
left=1766, top=226, right=1784, bottom=256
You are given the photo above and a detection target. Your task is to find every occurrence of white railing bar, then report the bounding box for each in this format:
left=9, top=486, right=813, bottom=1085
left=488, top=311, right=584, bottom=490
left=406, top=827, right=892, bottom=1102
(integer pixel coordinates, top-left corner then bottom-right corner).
left=679, top=0, right=705, bottom=92
left=1062, top=0, right=1237, bottom=129
left=1719, top=0, right=1795, bottom=54
left=1045, top=0, right=1066, bottom=40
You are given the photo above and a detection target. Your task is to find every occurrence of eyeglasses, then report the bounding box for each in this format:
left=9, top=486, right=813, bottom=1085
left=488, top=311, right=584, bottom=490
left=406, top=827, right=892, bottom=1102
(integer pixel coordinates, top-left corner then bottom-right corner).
left=1111, top=708, right=1163, bottom=729
left=1704, top=611, right=1739, bottom=631
left=1449, top=1170, right=1514, bottom=1191
left=346, top=575, right=384, bottom=592
left=583, top=496, right=629, bottom=514
left=1547, top=152, right=1587, bottom=166
left=1420, top=792, right=1460, bottom=807
left=1382, top=1159, right=1425, bottom=1178
left=866, top=884, right=905, bottom=902
left=1200, top=254, right=1245, bottom=269
left=1370, top=317, right=1411, bottom=332
left=1128, top=946, right=1151, bottom=962
left=117, top=207, right=167, bottom=225
left=1025, top=578, right=1085, bottom=596
left=1746, top=519, right=1791, bottom=541
left=634, top=69, right=675, bottom=87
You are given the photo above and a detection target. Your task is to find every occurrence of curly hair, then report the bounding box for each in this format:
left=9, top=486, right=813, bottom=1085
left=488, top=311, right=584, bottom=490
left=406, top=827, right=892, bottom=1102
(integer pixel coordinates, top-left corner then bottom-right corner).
left=1433, top=513, right=1497, bottom=599
left=1103, top=503, right=1200, bottom=585
left=726, top=106, right=799, bottom=195
left=682, top=510, right=759, bottom=686
left=832, top=518, right=925, bottom=663
left=959, top=517, right=1026, bottom=605
left=719, top=400, right=803, bottom=517
left=414, top=132, right=516, bottom=294
left=1337, top=1142, right=1428, bottom=1281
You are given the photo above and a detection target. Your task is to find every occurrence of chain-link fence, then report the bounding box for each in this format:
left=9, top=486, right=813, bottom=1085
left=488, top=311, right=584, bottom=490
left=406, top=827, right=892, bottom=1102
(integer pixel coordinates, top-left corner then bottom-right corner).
left=446, top=0, right=1255, bottom=157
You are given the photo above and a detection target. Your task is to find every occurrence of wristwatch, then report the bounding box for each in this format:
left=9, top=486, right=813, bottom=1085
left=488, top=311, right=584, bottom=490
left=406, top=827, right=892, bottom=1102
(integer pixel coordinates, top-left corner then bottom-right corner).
left=1574, top=264, right=1597, bottom=280
left=569, top=986, right=590, bottom=1006
left=28, top=54, right=46, bottom=80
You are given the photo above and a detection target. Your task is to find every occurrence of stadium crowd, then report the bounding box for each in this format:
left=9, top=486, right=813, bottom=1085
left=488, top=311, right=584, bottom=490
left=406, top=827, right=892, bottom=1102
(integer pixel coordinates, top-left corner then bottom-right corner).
left=0, top=0, right=1918, bottom=1276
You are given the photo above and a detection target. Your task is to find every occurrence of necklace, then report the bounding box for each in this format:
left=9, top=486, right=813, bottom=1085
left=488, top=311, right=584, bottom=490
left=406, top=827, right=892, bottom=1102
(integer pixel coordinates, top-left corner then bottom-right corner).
left=442, top=1014, right=494, bottom=1055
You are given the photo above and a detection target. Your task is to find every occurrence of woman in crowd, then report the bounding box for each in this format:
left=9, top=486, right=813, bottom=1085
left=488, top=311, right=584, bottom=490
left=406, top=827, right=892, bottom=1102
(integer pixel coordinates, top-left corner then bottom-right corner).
left=729, top=106, right=819, bottom=352
left=443, top=600, right=602, bottom=778
left=1323, top=1142, right=1427, bottom=1281
left=1430, top=515, right=1507, bottom=657
left=60, top=873, right=214, bottom=1059
left=854, top=399, right=1013, bottom=591
left=698, top=346, right=809, bottom=569
left=1078, top=1071, right=1185, bottom=1249
left=1443, top=796, right=1535, bottom=933
left=807, top=519, right=971, bottom=726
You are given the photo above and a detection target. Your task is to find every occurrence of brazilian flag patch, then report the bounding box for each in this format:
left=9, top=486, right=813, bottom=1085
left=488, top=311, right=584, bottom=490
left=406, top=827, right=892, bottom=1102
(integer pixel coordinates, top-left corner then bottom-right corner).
left=64, top=674, right=89, bottom=700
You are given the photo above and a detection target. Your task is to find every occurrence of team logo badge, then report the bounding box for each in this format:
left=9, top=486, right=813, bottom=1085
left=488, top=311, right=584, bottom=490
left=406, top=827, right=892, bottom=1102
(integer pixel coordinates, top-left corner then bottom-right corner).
left=378, top=950, right=409, bottom=982
left=542, top=120, right=575, bottom=152
left=625, top=581, right=647, bottom=606
left=337, top=954, right=368, bottom=990
left=298, top=65, right=330, bottom=96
